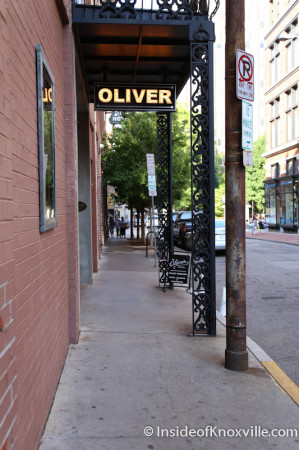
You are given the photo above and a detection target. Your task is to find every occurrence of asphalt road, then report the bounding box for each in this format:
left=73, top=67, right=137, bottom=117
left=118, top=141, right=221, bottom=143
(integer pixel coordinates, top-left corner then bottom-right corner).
left=215, top=239, right=299, bottom=386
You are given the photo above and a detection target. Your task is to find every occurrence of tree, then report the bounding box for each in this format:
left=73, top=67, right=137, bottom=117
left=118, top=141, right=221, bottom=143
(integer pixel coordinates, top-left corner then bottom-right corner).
left=215, top=177, right=225, bottom=218
left=214, top=149, right=225, bottom=189
left=103, top=112, right=154, bottom=213
left=103, top=105, right=191, bottom=213
left=245, top=135, right=266, bottom=213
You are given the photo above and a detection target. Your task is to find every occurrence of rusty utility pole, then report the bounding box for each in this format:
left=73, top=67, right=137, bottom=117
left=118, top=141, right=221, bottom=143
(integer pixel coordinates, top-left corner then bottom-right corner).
left=225, top=0, right=248, bottom=371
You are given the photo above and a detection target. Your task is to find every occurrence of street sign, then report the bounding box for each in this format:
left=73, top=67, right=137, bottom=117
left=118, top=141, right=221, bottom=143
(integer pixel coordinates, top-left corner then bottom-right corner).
left=146, top=154, right=155, bottom=175
left=236, top=49, right=254, bottom=102
left=109, top=111, right=122, bottom=125
left=146, top=154, right=157, bottom=197
left=148, top=174, right=157, bottom=191
left=243, top=150, right=253, bottom=167
left=107, top=194, right=114, bottom=208
left=242, top=100, right=253, bottom=151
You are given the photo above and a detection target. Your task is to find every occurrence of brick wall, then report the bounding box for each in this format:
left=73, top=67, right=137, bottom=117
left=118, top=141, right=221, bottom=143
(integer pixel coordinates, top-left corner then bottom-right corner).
left=0, top=2, right=17, bottom=447
left=95, top=113, right=107, bottom=247
left=63, top=23, right=80, bottom=344
left=0, top=1, right=78, bottom=449
left=91, top=109, right=106, bottom=263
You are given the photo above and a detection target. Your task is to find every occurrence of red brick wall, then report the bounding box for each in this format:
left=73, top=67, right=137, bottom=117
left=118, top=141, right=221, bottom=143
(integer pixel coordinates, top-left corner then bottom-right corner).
left=64, top=25, right=80, bottom=345
left=0, top=1, right=78, bottom=449
left=90, top=107, right=99, bottom=272
left=90, top=107, right=106, bottom=269
left=96, top=113, right=107, bottom=250
left=0, top=2, right=18, bottom=448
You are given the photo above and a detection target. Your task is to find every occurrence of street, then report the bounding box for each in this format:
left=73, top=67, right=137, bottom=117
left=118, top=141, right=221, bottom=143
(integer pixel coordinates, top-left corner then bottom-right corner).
left=216, top=239, right=299, bottom=386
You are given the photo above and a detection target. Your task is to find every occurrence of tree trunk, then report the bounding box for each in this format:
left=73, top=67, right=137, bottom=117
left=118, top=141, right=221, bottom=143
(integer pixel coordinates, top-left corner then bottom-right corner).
left=141, top=209, right=145, bottom=243
left=137, top=209, right=140, bottom=239
left=130, top=208, right=134, bottom=238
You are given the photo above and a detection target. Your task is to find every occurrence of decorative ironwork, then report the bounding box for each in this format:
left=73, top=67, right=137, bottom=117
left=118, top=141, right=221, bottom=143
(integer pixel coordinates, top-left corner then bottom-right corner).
left=190, top=25, right=216, bottom=335
left=156, top=0, right=194, bottom=20
left=73, top=0, right=212, bottom=20
left=98, top=0, right=137, bottom=19
left=209, top=0, right=220, bottom=20
left=156, top=113, right=171, bottom=288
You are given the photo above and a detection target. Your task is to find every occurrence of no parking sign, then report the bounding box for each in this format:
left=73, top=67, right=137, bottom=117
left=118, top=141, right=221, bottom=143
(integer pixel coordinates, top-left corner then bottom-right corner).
left=236, top=49, right=254, bottom=102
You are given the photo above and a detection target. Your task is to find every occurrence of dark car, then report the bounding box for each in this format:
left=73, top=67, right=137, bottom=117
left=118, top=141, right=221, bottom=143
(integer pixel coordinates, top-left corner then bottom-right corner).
left=184, top=217, right=226, bottom=251
left=173, top=211, right=192, bottom=249
left=172, top=211, right=181, bottom=224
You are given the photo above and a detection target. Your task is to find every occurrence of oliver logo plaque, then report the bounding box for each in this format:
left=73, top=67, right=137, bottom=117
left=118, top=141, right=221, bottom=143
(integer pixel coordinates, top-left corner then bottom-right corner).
left=169, top=254, right=190, bottom=285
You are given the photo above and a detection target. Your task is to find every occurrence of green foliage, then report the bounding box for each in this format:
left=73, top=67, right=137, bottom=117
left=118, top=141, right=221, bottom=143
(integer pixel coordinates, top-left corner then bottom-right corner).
left=214, top=150, right=225, bottom=188
left=171, top=104, right=191, bottom=208
left=103, top=105, right=190, bottom=211
left=213, top=144, right=226, bottom=217
left=174, top=186, right=191, bottom=211
left=215, top=180, right=225, bottom=218
left=245, top=135, right=266, bottom=212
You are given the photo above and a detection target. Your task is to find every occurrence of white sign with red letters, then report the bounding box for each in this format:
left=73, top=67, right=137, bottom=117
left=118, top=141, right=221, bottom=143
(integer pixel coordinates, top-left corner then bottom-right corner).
left=236, top=49, right=254, bottom=102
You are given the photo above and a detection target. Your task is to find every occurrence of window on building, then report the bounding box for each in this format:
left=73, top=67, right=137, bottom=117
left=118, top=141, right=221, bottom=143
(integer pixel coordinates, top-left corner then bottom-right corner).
left=36, top=45, right=57, bottom=232
left=271, top=163, right=280, bottom=179
left=286, top=85, right=298, bottom=141
left=277, top=0, right=285, bottom=18
left=286, top=20, right=298, bottom=72
left=269, top=0, right=274, bottom=25
left=270, top=97, right=280, bottom=148
left=286, top=159, right=295, bottom=176
left=280, top=180, right=294, bottom=225
left=265, top=183, right=276, bottom=224
left=270, top=41, right=280, bottom=85
left=288, top=158, right=299, bottom=176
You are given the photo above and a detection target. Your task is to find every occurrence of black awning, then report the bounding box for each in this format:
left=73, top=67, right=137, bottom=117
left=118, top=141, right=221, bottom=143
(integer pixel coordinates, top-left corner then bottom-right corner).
left=72, top=1, right=214, bottom=102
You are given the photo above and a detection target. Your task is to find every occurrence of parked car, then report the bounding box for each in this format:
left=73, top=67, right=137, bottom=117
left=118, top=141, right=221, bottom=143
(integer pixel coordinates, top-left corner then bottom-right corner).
left=173, top=211, right=192, bottom=249
left=146, top=215, right=158, bottom=228
left=183, top=217, right=226, bottom=252
left=214, top=219, right=226, bottom=251
left=172, top=211, right=181, bottom=223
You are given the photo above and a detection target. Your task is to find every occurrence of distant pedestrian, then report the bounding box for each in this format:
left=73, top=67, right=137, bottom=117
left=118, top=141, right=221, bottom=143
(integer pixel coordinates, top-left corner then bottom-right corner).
left=109, top=216, right=115, bottom=237
left=119, top=216, right=127, bottom=238
left=250, top=215, right=257, bottom=234
left=115, top=217, right=120, bottom=238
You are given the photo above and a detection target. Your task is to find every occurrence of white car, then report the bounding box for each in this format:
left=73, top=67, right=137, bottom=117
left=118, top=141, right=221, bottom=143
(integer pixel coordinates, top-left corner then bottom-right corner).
left=215, top=219, right=226, bottom=251
left=146, top=215, right=158, bottom=228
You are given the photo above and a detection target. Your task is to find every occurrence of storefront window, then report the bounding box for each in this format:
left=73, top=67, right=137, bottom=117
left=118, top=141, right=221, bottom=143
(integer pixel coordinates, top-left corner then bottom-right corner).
left=36, top=45, right=57, bottom=232
left=265, top=183, right=276, bottom=224
left=296, top=180, right=299, bottom=226
left=279, top=180, right=293, bottom=225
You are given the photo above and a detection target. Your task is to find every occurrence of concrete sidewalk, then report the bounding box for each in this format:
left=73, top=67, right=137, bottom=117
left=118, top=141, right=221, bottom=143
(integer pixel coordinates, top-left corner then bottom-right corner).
left=40, top=238, right=299, bottom=450
left=246, top=228, right=299, bottom=245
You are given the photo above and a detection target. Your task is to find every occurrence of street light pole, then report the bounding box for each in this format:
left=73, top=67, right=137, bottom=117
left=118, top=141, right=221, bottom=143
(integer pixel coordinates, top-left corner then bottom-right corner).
left=225, top=0, right=248, bottom=371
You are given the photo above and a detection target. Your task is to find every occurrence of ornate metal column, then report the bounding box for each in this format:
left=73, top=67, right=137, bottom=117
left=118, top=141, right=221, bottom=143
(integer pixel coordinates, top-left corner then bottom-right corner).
left=190, top=22, right=216, bottom=335
left=156, top=112, right=172, bottom=290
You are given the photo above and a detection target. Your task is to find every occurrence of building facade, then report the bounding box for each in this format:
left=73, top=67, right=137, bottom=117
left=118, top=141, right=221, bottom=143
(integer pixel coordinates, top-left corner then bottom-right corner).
left=0, top=1, right=105, bottom=449
left=1, top=0, right=220, bottom=447
left=264, top=0, right=299, bottom=230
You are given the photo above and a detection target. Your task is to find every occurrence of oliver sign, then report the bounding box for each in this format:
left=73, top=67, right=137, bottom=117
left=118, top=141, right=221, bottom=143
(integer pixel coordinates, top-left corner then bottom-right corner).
left=94, top=83, right=176, bottom=112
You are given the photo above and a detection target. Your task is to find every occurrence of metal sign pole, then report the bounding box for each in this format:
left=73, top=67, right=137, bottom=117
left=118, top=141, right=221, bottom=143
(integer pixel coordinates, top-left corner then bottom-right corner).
left=225, top=0, right=248, bottom=371
left=152, top=195, right=157, bottom=268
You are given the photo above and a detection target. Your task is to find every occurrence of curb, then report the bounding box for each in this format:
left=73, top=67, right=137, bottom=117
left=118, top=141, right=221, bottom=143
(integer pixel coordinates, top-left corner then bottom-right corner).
left=216, top=310, right=299, bottom=407
left=246, top=235, right=299, bottom=247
